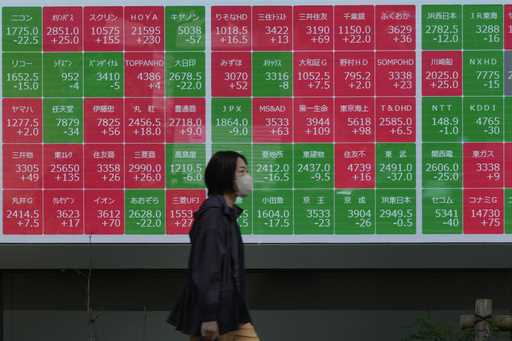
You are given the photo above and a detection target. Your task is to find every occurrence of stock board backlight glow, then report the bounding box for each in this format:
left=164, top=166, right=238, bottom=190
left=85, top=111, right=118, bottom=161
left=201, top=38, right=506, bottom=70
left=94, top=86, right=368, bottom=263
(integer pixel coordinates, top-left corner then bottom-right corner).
left=1, top=1, right=512, bottom=243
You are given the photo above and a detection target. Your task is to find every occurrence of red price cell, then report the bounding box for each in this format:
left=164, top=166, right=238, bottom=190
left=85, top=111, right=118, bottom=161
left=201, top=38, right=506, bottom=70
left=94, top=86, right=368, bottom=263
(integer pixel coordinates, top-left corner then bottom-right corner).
left=124, top=6, right=164, bottom=51
left=84, top=6, right=123, bottom=51
left=294, top=52, right=333, bottom=96
left=334, top=5, right=374, bottom=50
left=422, top=51, right=462, bottom=97
left=166, top=98, right=205, bottom=143
left=506, top=143, right=512, bottom=188
left=85, top=190, right=124, bottom=235
left=43, top=144, right=83, bottom=189
left=44, top=190, right=84, bottom=234
left=376, top=51, right=416, bottom=96
left=166, top=189, right=205, bottom=234
left=253, top=98, right=292, bottom=143
left=125, top=98, right=164, bottom=143
left=125, top=144, right=164, bottom=188
left=376, top=97, right=415, bottom=142
left=3, top=98, right=42, bottom=143
left=211, top=52, right=251, bottom=97
left=505, top=5, right=512, bottom=50
left=335, top=97, right=374, bottom=143
left=43, top=7, right=82, bottom=51
left=294, top=97, right=333, bottom=143
left=252, top=6, right=292, bottom=51
left=294, top=6, right=333, bottom=50
left=463, top=143, right=504, bottom=188
left=3, top=144, right=42, bottom=188
left=3, top=190, right=43, bottom=235
left=334, top=51, right=374, bottom=96
left=84, top=144, right=124, bottom=188
left=375, top=5, right=415, bottom=50
left=84, top=98, right=123, bottom=143
left=335, top=143, right=375, bottom=188
left=212, top=6, right=251, bottom=50
left=124, top=52, right=165, bottom=97
left=464, top=189, right=504, bottom=234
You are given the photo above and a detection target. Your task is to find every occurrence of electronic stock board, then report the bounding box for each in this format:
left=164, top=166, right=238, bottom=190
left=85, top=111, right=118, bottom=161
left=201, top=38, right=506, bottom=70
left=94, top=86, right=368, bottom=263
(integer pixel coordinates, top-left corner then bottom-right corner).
left=1, top=0, right=512, bottom=244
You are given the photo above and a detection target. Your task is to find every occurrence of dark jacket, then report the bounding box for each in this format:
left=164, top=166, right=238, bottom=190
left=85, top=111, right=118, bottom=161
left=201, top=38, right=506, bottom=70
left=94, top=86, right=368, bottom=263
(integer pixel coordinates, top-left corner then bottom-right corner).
left=167, top=195, right=251, bottom=336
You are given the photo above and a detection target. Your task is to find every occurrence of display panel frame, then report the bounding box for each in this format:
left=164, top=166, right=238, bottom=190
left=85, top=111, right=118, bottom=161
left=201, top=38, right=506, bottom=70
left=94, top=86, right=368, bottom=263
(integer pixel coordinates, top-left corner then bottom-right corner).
left=1, top=0, right=512, bottom=246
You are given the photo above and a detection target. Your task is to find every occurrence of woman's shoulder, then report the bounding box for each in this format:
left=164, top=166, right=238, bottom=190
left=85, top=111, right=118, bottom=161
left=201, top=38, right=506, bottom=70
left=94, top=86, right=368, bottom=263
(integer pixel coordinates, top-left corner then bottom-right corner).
left=196, top=195, right=224, bottom=211
left=191, top=196, right=229, bottom=234
left=194, top=196, right=225, bottom=219
left=195, top=195, right=238, bottom=220
left=189, top=206, right=230, bottom=244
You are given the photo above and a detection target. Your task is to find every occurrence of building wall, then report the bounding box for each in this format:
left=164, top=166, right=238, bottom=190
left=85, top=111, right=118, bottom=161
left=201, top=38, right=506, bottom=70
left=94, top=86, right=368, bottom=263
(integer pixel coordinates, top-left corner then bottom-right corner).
left=3, top=269, right=512, bottom=340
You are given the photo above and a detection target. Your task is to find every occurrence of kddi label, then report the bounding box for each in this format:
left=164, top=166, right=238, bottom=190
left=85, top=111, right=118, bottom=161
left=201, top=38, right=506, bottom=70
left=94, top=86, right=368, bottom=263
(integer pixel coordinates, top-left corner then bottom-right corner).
left=469, top=104, right=499, bottom=112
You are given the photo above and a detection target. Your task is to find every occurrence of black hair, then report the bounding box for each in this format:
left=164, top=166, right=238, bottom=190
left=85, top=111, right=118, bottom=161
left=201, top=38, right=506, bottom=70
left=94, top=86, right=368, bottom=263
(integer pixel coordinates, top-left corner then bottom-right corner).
left=204, top=151, right=248, bottom=196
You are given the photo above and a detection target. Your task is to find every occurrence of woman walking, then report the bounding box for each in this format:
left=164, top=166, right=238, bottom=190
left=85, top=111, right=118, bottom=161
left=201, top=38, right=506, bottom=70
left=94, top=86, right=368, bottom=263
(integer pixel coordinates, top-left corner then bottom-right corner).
left=167, top=151, right=260, bottom=341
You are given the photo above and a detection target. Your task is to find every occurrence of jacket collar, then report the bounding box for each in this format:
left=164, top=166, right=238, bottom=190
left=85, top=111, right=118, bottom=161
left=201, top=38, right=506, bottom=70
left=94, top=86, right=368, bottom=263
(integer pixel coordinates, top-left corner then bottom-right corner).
left=199, top=195, right=244, bottom=219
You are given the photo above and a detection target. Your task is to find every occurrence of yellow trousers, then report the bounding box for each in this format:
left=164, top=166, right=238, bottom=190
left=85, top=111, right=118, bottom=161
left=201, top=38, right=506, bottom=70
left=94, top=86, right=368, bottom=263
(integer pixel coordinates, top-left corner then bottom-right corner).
left=190, top=323, right=259, bottom=341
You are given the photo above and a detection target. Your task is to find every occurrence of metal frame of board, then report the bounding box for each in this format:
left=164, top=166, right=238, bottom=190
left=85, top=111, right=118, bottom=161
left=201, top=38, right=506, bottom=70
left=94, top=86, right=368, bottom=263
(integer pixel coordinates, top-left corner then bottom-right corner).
left=0, top=243, right=510, bottom=269
left=2, top=0, right=512, bottom=270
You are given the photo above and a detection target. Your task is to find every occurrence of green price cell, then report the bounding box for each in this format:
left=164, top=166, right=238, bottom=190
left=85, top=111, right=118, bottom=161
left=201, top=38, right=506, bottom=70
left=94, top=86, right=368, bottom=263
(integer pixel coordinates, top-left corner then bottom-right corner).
left=3, top=53, right=41, bottom=97
left=506, top=189, right=512, bottom=234
left=376, top=143, right=416, bottom=188
left=335, top=189, right=375, bottom=235
left=234, top=194, right=252, bottom=235
left=463, top=5, right=503, bottom=50
left=43, top=53, right=83, bottom=97
left=294, top=190, right=334, bottom=235
left=166, top=144, right=205, bottom=188
left=506, top=97, right=512, bottom=142
left=422, top=143, right=462, bottom=188
left=463, top=51, right=503, bottom=96
left=253, top=190, right=293, bottom=235
left=253, top=144, right=292, bottom=189
left=84, top=53, right=123, bottom=97
left=463, top=97, right=503, bottom=141
left=422, top=97, right=462, bottom=142
left=376, top=189, right=416, bottom=234
left=166, top=52, right=205, bottom=97
left=294, top=144, right=333, bottom=189
left=125, top=190, right=165, bottom=235
left=3, top=7, right=42, bottom=51
left=43, top=98, right=83, bottom=143
left=252, top=52, right=292, bottom=97
left=212, top=98, right=252, bottom=143
left=423, top=189, right=462, bottom=234
left=165, top=6, right=205, bottom=51
left=422, top=5, right=462, bottom=50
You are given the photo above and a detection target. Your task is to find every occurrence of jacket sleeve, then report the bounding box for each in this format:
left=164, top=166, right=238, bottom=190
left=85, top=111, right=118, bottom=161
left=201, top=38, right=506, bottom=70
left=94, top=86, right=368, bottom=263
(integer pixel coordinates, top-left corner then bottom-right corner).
left=190, top=209, right=225, bottom=322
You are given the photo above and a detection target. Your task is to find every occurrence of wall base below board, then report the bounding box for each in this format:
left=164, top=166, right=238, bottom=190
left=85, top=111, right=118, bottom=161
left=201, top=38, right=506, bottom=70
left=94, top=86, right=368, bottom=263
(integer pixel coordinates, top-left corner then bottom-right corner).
left=3, top=269, right=512, bottom=341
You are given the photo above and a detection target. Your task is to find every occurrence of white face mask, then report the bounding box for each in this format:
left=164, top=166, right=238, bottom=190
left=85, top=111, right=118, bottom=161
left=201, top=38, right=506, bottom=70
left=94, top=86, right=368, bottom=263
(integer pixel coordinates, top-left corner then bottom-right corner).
left=234, top=174, right=253, bottom=197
